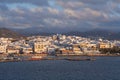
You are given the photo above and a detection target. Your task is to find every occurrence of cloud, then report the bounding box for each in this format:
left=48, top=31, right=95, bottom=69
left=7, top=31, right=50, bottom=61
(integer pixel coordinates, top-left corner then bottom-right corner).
left=47, top=7, right=59, bottom=15
left=0, top=0, right=49, bottom=6
left=0, top=0, right=120, bottom=32
left=0, top=4, right=8, bottom=11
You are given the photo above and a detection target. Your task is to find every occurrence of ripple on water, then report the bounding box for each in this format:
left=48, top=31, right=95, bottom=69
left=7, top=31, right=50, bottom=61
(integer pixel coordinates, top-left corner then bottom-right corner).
left=0, top=57, right=120, bottom=80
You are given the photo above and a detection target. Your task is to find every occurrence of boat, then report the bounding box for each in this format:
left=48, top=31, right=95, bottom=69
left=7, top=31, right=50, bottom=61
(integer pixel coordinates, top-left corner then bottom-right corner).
left=65, top=58, right=96, bottom=61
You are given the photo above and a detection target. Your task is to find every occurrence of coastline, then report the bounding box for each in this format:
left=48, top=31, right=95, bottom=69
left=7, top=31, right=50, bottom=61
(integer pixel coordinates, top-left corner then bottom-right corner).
left=0, top=53, right=120, bottom=63
left=56, top=53, right=120, bottom=57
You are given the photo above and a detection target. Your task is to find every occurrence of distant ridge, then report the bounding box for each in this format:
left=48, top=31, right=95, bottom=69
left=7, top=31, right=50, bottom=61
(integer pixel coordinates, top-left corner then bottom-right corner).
left=0, top=28, right=24, bottom=39
left=11, top=28, right=120, bottom=40
left=29, top=29, right=120, bottom=40
left=65, top=29, right=119, bottom=40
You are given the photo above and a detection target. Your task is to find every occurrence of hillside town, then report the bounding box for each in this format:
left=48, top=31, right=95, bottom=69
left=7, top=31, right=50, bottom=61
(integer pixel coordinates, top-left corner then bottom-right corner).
left=0, top=34, right=120, bottom=61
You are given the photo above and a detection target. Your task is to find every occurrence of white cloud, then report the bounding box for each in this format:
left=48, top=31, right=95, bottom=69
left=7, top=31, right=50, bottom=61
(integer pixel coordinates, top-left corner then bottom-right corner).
left=64, top=9, right=78, bottom=18
left=0, top=16, right=5, bottom=21
left=47, top=7, right=59, bottom=15
left=30, top=7, right=43, bottom=13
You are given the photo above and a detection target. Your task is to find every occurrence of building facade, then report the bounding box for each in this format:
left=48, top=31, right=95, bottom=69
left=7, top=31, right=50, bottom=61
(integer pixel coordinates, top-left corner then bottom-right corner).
left=34, top=42, right=47, bottom=53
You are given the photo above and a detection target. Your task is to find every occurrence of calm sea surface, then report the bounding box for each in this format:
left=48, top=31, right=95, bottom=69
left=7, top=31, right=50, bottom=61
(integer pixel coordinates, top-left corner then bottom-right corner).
left=0, top=57, right=120, bottom=80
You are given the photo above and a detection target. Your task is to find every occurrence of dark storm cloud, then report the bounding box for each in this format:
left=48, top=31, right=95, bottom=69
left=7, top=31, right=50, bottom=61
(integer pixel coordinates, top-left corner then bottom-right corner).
left=0, top=4, right=8, bottom=11
left=99, top=20, right=120, bottom=27
left=0, top=0, right=48, bottom=6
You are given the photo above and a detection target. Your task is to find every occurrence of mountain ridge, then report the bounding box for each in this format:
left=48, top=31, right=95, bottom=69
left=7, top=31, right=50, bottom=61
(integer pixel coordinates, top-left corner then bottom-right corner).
left=0, top=28, right=24, bottom=39
left=0, top=28, right=120, bottom=40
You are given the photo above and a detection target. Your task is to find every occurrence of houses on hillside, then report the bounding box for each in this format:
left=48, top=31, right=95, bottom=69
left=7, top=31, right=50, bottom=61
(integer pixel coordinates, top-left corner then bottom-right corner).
left=0, top=35, right=119, bottom=55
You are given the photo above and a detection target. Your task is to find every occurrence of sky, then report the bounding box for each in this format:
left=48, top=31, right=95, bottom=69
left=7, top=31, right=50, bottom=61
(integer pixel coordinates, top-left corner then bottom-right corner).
left=0, top=0, right=120, bottom=33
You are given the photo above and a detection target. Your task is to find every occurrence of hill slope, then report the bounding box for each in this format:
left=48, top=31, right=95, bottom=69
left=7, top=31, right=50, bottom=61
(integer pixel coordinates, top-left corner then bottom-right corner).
left=0, top=28, right=24, bottom=38
left=65, top=29, right=119, bottom=40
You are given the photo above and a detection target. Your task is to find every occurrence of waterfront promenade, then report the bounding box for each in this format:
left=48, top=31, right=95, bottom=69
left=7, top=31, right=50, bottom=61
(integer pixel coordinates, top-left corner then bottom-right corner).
left=0, top=53, right=120, bottom=63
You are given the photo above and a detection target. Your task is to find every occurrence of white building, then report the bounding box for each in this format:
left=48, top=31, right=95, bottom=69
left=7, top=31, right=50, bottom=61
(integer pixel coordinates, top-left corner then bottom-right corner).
left=22, top=47, right=33, bottom=54
left=7, top=46, right=20, bottom=54
left=0, top=44, right=7, bottom=53
left=34, top=41, right=50, bottom=53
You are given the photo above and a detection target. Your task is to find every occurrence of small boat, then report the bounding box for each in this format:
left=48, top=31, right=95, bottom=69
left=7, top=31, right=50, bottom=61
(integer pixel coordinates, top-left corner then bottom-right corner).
left=65, top=58, right=96, bottom=61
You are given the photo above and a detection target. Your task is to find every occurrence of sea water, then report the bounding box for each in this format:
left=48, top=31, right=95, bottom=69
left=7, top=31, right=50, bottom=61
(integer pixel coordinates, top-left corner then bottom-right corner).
left=0, top=57, right=120, bottom=80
